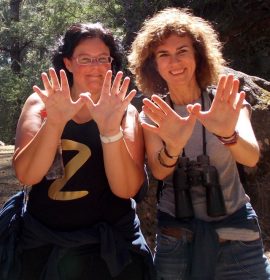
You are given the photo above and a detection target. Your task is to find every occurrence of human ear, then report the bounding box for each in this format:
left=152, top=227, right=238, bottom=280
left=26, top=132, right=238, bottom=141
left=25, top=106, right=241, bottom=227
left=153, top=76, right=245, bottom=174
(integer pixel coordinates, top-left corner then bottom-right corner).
left=63, top=57, right=72, bottom=73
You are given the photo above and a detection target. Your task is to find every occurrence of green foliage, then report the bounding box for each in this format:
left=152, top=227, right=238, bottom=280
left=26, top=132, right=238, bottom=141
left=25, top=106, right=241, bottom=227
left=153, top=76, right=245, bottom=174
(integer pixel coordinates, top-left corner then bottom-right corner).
left=0, top=0, right=269, bottom=143
left=0, top=67, right=29, bottom=143
left=0, top=0, right=125, bottom=143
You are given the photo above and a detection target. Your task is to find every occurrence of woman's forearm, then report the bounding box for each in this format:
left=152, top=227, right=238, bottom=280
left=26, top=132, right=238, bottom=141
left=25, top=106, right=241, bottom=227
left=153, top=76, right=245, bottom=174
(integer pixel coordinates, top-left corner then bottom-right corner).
left=101, top=138, right=144, bottom=198
left=227, top=135, right=260, bottom=167
left=13, top=119, right=65, bottom=185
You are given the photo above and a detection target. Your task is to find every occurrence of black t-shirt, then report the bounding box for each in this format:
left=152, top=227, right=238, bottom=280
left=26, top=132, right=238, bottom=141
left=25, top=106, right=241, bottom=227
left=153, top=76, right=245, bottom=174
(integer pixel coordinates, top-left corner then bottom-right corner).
left=27, top=120, right=131, bottom=231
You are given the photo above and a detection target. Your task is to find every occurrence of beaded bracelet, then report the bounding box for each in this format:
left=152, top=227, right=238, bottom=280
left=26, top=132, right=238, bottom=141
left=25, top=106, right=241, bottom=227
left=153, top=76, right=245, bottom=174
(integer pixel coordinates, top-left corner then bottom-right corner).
left=214, top=130, right=239, bottom=146
left=158, top=147, right=179, bottom=168
left=163, top=145, right=179, bottom=159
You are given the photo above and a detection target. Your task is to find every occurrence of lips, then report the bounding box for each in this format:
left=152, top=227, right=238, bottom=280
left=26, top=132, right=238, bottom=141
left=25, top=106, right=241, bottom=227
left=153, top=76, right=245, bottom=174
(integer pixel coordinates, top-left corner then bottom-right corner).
left=86, top=75, right=102, bottom=81
left=170, top=69, right=185, bottom=75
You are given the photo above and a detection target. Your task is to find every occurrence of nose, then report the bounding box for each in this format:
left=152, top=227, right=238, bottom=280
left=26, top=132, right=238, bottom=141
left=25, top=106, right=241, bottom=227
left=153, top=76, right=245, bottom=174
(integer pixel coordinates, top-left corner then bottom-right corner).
left=170, top=54, right=180, bottom=63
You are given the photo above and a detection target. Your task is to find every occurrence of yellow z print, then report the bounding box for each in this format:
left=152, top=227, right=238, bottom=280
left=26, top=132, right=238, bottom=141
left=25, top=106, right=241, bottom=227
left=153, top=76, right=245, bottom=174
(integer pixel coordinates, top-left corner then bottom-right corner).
left=48, top=139, right=91, bottom=201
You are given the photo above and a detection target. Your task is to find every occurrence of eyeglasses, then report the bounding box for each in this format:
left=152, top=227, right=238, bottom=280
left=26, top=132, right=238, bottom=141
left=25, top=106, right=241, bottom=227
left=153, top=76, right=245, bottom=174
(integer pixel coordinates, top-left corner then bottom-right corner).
left=73, top=55, right=114, bottom=65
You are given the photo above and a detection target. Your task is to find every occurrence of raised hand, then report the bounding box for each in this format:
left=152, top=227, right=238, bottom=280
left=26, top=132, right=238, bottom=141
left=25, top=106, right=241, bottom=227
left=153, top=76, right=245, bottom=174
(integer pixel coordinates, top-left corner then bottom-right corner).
left=33, top=68, right=86, bottom=126
left=187, top=74, right=246, bottom=137
left=142, top=94, right=197, bottom=150
left=80, top=70, right=136, bottom=136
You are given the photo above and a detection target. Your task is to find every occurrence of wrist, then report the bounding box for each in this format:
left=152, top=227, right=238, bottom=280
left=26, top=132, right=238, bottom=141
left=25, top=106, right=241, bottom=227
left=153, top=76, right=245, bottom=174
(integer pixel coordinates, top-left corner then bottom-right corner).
left=44, top=118, right=66, bottom=131
left=100, top=128, right=123, bottom=144
left=214, top=130, right=239, bottom=146
left=157, top=145, right=180, bottom=168
left=163, top=143, right=182, bottom=158
left=98, top=126, right=121, bottom=137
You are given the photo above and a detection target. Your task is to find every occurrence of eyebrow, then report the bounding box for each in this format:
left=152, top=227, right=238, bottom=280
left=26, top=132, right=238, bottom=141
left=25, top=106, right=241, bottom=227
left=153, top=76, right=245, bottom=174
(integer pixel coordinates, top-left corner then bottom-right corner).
left=156, top=45, right=189, bottom=54
left=77, top=52, right=110, bottom=56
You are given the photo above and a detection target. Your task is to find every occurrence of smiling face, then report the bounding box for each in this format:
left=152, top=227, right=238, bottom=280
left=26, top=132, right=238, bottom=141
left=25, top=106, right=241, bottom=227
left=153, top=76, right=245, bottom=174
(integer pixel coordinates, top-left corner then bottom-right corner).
left=154, top=34, right=198, bottom=91
left=64, top=37, right=112, bottom=99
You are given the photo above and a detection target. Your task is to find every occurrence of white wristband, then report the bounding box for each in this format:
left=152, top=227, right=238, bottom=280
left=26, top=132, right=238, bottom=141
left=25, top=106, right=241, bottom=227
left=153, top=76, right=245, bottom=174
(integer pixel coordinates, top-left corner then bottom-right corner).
left=100, top=128, right=123, bottom=144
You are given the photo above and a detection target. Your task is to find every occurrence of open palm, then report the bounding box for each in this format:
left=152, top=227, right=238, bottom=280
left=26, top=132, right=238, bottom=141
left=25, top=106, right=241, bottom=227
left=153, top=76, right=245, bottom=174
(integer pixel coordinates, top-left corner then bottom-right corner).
left=187, top=74, right=245, bottom=137
left=80, top=71, right=136, bottom=136
left=33, top=68, right=85, bottom=125
left=142, top=94, right=197, bottom=149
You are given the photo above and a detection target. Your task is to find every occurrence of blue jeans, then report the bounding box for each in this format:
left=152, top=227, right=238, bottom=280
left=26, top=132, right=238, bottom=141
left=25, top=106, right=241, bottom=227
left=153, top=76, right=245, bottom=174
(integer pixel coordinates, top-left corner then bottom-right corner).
left=155, top=230, right=270, bottom=280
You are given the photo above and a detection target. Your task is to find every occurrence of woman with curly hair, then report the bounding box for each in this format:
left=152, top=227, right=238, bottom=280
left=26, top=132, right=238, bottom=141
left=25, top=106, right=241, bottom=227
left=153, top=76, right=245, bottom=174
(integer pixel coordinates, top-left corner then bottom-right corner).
left=128, top=7, right=270, bottom=280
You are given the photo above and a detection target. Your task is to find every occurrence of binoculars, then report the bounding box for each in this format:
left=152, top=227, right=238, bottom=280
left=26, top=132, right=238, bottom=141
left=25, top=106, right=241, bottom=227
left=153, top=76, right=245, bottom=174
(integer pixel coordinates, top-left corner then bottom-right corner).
left=173, top=154, right=226, bottom=219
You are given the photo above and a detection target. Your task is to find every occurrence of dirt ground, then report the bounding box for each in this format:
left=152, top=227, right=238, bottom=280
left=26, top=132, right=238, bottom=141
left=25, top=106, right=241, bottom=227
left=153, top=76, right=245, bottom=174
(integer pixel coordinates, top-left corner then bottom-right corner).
left=1, top=145, right=270, bottom=260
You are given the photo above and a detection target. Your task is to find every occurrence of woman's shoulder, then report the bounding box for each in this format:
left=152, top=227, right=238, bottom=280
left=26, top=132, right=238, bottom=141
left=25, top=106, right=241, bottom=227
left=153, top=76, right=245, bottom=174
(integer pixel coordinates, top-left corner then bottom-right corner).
left=127, top=103, right=139, bottom=113
left=126, top=103, right=140, bottom=119
left=23, top=92, right=44, bottom=110
left=19, top=93, right=46, bottom=123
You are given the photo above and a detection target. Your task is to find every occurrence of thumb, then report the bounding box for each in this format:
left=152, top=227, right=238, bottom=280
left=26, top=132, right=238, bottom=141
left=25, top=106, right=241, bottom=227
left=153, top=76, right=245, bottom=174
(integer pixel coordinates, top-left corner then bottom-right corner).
left=187, top=110, right=197, bottom=126
left=187, top=103, right=201, bottom=116
left=122, top=89, right=136, bottom=108
left=33, top=86, right=47, bottom=104
left=79, top=92, right=95, bottom=109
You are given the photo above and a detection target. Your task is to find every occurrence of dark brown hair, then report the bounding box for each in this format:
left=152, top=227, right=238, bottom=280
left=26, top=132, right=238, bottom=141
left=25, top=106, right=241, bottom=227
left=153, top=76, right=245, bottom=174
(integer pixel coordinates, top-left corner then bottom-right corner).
left=52, top=22, right=123, bottom=86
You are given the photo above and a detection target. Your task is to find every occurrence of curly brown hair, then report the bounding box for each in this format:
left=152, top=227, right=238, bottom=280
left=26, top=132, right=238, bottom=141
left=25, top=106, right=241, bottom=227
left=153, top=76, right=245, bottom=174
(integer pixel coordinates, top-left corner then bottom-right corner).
left=128, top=8, right=226, bottom=97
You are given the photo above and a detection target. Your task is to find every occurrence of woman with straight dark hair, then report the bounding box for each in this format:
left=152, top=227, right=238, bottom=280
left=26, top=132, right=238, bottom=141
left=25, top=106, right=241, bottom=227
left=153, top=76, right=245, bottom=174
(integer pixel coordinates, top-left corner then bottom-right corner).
left=2, top=22, right=154, bottom=280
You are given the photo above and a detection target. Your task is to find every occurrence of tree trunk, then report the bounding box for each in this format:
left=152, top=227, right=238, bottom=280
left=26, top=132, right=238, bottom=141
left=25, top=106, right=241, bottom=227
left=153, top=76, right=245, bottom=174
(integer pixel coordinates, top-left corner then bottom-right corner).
left=9, top=0, right=23, bottom=74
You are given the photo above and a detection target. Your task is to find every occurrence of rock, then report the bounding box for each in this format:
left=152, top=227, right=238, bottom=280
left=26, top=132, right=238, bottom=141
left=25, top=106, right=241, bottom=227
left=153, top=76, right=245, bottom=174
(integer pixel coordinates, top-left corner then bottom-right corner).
left=222, top=67, right=270, bottom=106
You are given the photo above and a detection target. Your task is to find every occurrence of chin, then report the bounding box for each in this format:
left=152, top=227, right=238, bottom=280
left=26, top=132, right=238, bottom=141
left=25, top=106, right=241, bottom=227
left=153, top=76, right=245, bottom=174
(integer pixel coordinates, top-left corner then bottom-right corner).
left=89, top=90, right=101, bottom=100
left=86, top=84, right=102, bottom=94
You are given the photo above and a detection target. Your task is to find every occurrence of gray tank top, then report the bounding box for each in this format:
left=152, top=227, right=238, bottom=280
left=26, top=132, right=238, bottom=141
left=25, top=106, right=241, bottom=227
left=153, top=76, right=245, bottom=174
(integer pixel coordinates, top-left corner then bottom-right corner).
left=141, top=90, right=261, bottom=240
